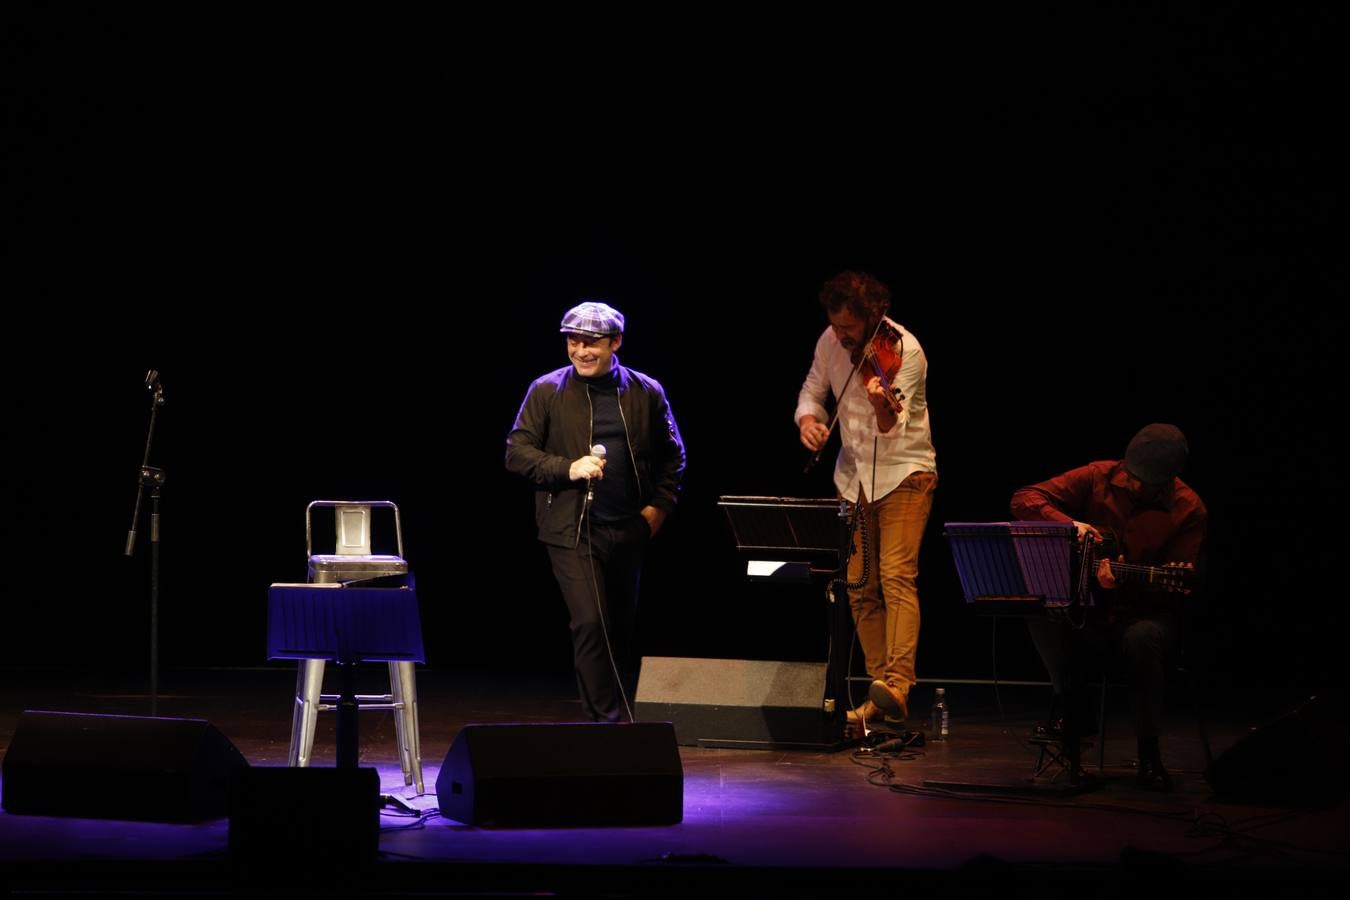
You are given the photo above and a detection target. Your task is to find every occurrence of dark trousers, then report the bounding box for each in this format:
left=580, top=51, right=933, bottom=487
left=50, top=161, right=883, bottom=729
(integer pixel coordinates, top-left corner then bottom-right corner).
left=1028, top=612, right=1177, bottom=740
left=546, top=517, right=649, bottom=722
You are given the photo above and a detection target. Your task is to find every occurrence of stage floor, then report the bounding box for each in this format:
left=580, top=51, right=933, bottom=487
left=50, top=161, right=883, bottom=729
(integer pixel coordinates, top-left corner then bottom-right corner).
left=1, top=667, right=1346, bottom=898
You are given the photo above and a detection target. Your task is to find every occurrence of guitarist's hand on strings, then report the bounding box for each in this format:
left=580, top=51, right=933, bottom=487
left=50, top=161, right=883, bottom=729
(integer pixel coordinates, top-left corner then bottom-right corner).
left=1073, top=521, right=1103, bottom=543
left=1096, top=554, right=1124, bottom=590
left=799, top=415, right=830, bottom=452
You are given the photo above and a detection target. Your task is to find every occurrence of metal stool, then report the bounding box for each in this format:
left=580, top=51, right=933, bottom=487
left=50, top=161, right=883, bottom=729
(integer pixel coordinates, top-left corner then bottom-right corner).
left=287, top=500, right=424, bottom=794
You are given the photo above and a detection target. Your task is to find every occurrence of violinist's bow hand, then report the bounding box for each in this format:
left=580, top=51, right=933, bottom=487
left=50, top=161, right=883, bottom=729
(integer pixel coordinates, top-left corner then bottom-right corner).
left=799, top=416, right=830, bottom=452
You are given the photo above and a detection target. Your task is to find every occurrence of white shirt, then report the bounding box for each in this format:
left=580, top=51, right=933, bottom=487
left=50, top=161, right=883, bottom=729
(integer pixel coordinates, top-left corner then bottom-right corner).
left=794, top=316, right=937, bottom=502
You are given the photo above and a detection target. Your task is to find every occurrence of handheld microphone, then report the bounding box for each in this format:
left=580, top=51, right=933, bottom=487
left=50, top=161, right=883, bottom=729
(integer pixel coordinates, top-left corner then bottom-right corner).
left=585, top=443, right=607, bottom=504
left=145, top=369, right=165, bottom=406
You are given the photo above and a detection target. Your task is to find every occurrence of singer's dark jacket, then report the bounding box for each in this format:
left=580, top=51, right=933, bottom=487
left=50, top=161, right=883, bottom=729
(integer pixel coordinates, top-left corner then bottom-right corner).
left=505, top=362, right=686, bottom=548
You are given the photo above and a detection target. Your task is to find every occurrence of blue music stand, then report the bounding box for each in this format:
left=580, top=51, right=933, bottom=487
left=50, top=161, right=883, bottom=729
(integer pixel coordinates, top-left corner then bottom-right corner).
left=944, top=521, right=1076, bottom=614
left=267, top=582, right=425, bottom=768
left=938, top=521, right=1099, bottom=792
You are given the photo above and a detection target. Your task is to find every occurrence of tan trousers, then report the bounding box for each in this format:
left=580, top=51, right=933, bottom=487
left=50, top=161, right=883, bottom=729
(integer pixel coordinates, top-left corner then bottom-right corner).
left=847, top=471, right=937, bottom=701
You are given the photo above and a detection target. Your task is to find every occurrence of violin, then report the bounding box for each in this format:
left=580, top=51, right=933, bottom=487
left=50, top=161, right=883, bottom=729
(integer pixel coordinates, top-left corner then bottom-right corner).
left=853, top=318, right=906, bottom=416
left=803, top=315, right=905, bottom=472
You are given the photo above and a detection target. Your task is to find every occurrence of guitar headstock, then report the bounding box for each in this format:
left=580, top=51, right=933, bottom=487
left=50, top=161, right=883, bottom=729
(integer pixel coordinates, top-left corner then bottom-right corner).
left=1155, top=562, right=1197, bottom=594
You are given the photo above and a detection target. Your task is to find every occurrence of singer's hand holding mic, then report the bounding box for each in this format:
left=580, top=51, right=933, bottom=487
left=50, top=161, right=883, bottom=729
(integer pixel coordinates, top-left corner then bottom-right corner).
left=569, top=444, right=607, bottom=504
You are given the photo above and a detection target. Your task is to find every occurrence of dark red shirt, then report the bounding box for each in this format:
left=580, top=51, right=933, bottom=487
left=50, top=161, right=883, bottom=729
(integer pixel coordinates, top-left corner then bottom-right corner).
left=1010, top=460, right=1207, bottom=566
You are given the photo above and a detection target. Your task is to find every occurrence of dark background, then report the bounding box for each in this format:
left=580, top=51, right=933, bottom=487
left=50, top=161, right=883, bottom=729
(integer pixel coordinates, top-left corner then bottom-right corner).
left=3, top=9, right=1340, bottom=705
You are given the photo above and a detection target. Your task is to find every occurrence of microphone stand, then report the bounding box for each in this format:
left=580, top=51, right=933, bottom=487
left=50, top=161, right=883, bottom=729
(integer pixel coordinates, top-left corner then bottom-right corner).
left=126, top=370, right=166, bottom=717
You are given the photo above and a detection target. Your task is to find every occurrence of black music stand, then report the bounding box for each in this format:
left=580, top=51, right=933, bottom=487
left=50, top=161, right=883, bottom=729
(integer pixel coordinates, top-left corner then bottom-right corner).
left=266, top=582, right=425, bottom=769
left=932, top=521, right=1099, bottom=793
left=717, top=496, right=851, bottom=750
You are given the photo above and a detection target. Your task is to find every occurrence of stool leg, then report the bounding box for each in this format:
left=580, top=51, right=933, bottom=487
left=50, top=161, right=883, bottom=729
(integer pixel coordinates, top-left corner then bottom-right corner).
left=389, top=661, right=412, bottom=786
left=395, top=661, right=424, bottom=795
left=289, top=659, right=326, bottom=768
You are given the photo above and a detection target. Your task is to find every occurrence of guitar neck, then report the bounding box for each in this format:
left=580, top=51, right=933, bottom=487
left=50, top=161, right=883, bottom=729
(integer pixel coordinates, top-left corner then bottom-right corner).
left=1106, top=560, right=1192, bottom=591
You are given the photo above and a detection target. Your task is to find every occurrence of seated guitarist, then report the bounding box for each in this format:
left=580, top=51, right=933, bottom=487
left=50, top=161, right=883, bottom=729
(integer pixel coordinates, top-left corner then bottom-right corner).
left=1010, top=423, right=1208, bottom=789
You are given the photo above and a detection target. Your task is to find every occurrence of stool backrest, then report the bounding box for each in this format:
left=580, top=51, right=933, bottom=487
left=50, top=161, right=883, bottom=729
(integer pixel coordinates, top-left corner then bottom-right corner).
left=306, top=500, right=404, bottom=559
left=335, top=505, right=372, bottom=556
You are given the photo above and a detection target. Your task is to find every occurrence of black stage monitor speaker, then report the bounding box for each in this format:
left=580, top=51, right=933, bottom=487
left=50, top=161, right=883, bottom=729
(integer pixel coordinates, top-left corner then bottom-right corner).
left=436, top=722, right=682, bottom=827
left=1206, top=695, right=1350, bottom=807
left=228, top=767, right=380, bottom=868
left=1, top=710, right=249, bottom=822
left=635, top=656, right=839, bottom=750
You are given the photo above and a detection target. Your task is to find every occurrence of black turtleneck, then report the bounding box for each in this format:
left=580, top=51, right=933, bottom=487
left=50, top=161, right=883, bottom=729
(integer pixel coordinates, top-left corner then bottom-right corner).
left=578, top=367, right=637, bottom=523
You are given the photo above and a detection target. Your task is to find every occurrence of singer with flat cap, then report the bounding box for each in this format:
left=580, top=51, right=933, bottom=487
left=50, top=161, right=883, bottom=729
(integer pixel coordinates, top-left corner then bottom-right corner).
left=1011, top=423, right=1208, bottom=789
left=506, top=301, right=686, bottom=722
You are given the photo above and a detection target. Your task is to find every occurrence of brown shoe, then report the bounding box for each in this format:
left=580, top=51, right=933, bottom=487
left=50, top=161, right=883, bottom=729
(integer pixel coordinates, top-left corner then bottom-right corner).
left=844, top=700, right=883, bottom=739
left=846, top=700, right=882, bottom=726
left=868, top=680, right=909, bottom=722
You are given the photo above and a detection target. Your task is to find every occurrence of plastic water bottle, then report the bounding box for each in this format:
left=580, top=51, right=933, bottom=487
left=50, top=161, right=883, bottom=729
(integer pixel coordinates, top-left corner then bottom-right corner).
left=931, top=687, right=949, bottom=741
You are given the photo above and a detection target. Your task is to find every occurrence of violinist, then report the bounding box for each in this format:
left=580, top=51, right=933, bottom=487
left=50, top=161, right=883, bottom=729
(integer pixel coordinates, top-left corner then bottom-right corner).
left=506, top=301, right=687, bottom=723
left=795, top=271, right=938, bottom=731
